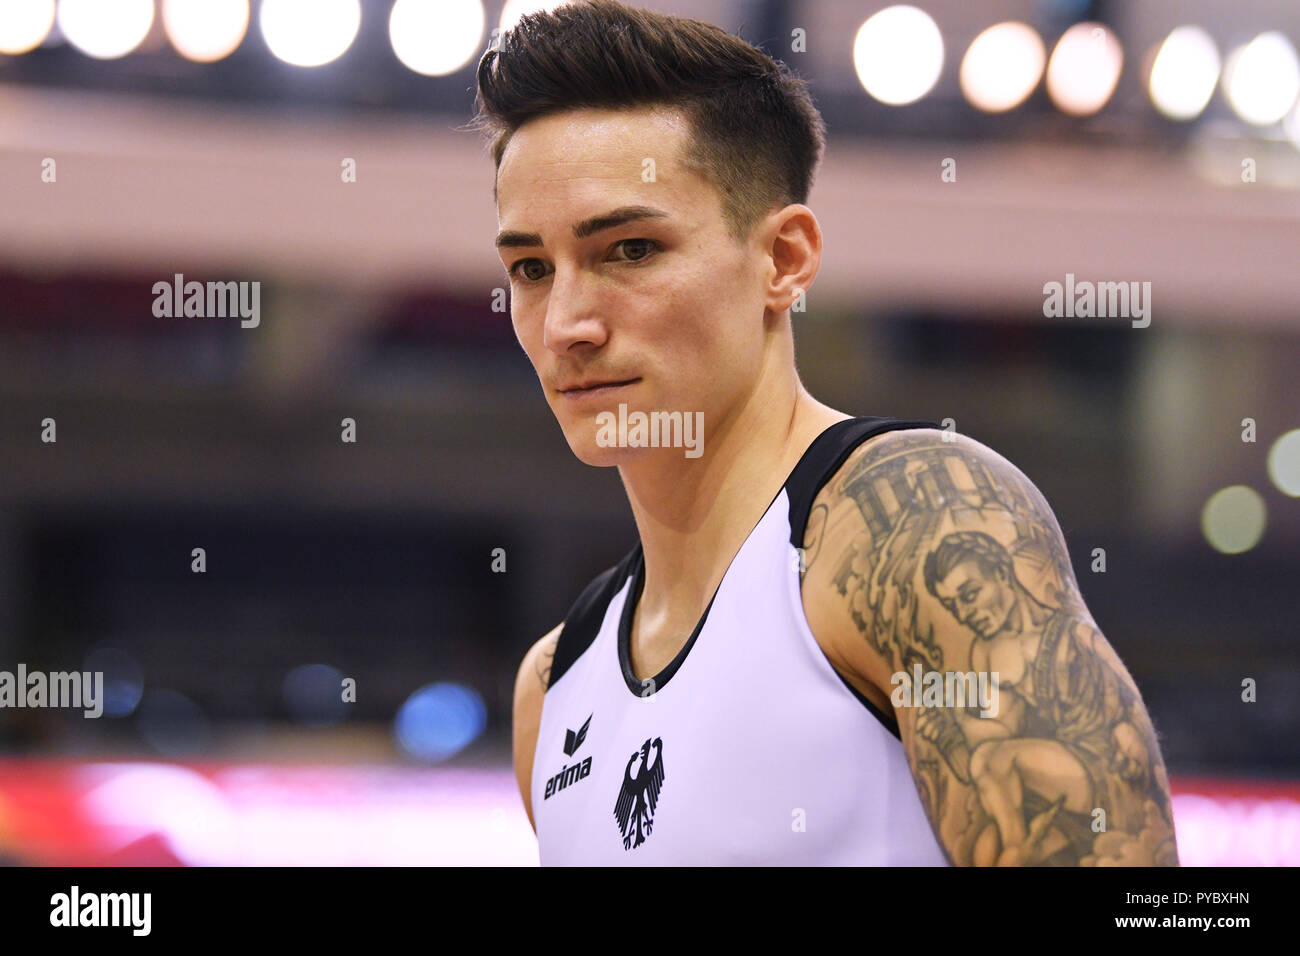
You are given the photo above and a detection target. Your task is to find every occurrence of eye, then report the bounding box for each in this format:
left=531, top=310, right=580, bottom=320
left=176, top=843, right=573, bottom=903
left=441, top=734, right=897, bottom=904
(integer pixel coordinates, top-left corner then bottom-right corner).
left=507, top=239, right=660, bottom=284
left=509, top=258, right=551, bottom=283
left=611, top=238, right=659, bottom=263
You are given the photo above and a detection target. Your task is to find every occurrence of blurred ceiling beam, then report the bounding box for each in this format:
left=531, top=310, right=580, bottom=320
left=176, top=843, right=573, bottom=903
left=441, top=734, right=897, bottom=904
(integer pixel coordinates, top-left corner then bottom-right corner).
left=1, top=86, right=1298, bottom=326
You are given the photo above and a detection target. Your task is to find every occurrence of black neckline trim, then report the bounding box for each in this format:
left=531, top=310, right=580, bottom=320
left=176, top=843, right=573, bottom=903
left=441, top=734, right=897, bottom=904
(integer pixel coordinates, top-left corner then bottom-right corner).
left=615, top=416, right=868, bottom=698
left=616, top=545, right=719, bottom=696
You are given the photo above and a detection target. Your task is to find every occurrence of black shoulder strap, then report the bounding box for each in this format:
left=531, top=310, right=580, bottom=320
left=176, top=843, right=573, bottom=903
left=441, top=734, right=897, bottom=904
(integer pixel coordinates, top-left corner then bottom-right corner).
left=783, top=415, right=938, bottom=741
left=785, top=415, right=938, bottom=547
left=548, top=545, right=640, bottom=690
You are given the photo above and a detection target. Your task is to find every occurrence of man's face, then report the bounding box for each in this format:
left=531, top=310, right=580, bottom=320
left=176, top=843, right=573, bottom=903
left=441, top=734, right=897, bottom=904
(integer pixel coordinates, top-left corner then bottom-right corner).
left=495, top=106, right=769, bottom=466
left=932, top=558, right=1015, bottom=639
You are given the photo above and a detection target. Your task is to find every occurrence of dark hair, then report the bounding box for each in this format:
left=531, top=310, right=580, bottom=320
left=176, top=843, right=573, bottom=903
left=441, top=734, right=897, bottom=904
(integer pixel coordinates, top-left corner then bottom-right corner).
left=470, top=0, right=826, bottom=243
left=923, top=531, right=1013, bottom=598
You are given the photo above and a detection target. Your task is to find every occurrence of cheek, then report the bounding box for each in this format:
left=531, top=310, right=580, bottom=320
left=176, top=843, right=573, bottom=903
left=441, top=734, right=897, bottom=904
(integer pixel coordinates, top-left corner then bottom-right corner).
left=510, top=304, right=544, bottom=358
left=660, top=280, right=757, bottom=368
left=638, top=284, right=716, bottom=356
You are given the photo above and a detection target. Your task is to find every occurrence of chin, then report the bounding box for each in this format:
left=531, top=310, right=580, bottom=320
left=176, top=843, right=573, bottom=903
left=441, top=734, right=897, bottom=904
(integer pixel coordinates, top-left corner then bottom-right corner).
left=562, top=428, right=640, bottom=467
left=557, top=413, right=669, bottom=467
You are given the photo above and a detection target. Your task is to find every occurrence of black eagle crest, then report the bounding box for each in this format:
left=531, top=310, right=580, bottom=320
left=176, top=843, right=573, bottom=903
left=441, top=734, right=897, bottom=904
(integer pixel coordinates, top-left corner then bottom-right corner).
left=614, top=737, right=665, bottom=850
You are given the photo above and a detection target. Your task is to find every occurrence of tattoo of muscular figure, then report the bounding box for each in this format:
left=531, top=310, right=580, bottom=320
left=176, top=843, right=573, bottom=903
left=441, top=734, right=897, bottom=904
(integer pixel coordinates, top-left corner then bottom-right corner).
left=802, top=429, right=1179, bottom=866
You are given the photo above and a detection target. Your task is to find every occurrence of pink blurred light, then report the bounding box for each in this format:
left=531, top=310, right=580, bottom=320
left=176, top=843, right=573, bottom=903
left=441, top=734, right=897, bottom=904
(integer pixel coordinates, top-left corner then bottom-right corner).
left=0, top=760, right=537, bottom=865
left=1, top=760, right=1296, bottom=865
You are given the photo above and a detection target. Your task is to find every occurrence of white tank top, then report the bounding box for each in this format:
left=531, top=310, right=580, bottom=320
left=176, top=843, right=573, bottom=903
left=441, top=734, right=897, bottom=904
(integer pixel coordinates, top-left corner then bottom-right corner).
left=532, top=416, right=950, bottom=865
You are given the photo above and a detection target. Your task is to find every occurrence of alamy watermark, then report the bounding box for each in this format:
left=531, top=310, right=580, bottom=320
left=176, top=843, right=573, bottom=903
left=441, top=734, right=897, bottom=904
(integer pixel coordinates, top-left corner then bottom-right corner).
left=0, top=664, right=103, bottom=718
left=596, top=403, right=704, bottom=459
left=152, top=273, right=260, bottom=328
left=1042, top=273, right=1151, bottom=328
left=50, top=886, right=150, bottom=936
left=891, top=664, right=1000, bottom=718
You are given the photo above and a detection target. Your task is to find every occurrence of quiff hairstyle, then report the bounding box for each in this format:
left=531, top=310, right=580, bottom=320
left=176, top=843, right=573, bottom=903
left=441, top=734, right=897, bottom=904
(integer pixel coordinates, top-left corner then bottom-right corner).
left=470, top=0, right=827, bottom=243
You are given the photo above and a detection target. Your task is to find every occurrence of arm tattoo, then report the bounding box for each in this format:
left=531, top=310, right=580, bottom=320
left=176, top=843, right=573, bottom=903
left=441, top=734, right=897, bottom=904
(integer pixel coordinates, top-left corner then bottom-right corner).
left=817, top=430, right=1179, bottom=866
left=535, top=635, right=558, bottom=690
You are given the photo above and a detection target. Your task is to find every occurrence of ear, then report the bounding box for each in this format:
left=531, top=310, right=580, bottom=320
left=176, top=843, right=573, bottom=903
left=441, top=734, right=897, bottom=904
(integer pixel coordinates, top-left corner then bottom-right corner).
left=761, top=204, right=822, bottom=314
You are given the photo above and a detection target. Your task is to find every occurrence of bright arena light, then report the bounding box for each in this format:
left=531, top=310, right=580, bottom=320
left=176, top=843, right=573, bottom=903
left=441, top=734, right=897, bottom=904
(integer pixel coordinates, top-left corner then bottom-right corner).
left=1201, top=485, right=1267, bottom=554
left=390, top=0, right=485, bottom=77
left=499, top=0, right=570, bottom=35
left=1148, top=26, right=1221, bottom=121
left=1223, top=31, right=1300, bottom=127
left=960, top=21, right=1046, bottom=113
left=853, top=5, right=945, bottom=106
left=0, top=0, right=55, bottom=55
left=162, top=0, right=249, bottom=63
left=1266, top=429, right=1300, bottom=496
left=57, top=0, right=155, bottom=60
left=1045, top=22, right=1124, bottom=116
left=260, top=0, right=361, bottom=68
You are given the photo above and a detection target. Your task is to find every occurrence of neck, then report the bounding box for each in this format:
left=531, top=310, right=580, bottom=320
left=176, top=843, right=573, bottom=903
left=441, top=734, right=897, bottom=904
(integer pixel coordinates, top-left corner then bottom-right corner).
left=615, top=332, right=849, bottom=641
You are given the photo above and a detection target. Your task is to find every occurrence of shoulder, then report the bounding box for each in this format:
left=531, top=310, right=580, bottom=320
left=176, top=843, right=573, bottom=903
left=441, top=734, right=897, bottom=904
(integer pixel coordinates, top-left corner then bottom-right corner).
left=829, top=425, right=1018, bottom=483
left=817, top=426, right=1053, bottom=525
left=512, top=622, right=563, bottom=833
left=798, top=426, right=1063, bottom=680
left=513, top=623, right=561, bottom=744
left=513, top=623, right=561, bottom=752
left=516, top=623, right=563, bottom=702
left=806, top=424, right=1064, bottom=592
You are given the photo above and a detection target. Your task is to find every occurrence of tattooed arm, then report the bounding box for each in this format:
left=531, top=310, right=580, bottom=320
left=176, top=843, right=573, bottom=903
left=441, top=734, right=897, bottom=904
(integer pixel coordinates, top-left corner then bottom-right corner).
left=801, top=428, right=1178, bottom=866
left=513, top=623, right=562, bottom=833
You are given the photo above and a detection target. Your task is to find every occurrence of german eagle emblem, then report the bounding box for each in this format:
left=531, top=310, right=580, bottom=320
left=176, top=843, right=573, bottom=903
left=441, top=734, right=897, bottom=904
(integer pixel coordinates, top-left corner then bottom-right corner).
left=614, top=737, right=665, bottom=850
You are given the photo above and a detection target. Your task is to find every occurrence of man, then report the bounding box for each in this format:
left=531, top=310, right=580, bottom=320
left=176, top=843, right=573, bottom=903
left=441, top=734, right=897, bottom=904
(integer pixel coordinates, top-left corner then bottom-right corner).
left=473, top=0, right=1177, bottom=865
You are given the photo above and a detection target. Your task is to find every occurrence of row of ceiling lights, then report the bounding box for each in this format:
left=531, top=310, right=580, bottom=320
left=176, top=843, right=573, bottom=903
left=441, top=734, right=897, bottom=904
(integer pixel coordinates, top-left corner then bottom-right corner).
left=1, top=1, right=1298, bottom=130
left=855, top=6, right=1299, bottom=127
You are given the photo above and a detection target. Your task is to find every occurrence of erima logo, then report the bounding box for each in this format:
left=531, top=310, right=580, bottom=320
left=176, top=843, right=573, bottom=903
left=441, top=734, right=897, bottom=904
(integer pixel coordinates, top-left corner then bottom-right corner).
left=544, top=715, right=595, bottom=801
left=614, top=736, right=664, bottom=850
left=544, top=756, right=592, bottom=800
left=564, top=714, right=591, bottom=757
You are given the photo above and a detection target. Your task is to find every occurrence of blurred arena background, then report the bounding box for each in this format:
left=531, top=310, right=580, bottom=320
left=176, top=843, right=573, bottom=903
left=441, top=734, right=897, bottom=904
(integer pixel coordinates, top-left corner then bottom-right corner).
left=0, top=0, right=1298, bottom=866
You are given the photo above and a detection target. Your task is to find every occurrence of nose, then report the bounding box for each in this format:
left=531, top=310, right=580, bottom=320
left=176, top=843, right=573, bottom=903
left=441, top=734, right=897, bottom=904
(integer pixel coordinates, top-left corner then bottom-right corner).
left=542, top=262, right=609, bottom=356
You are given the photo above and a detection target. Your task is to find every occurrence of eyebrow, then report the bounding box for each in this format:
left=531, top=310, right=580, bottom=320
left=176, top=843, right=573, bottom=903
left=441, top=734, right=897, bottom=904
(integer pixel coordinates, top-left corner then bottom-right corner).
left=495, top=205, right=671, bottom=249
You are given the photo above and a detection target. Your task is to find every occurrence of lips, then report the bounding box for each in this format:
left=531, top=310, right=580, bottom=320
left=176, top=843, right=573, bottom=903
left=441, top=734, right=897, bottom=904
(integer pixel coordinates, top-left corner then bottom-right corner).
left=558, top=378, right=640, bottom=394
